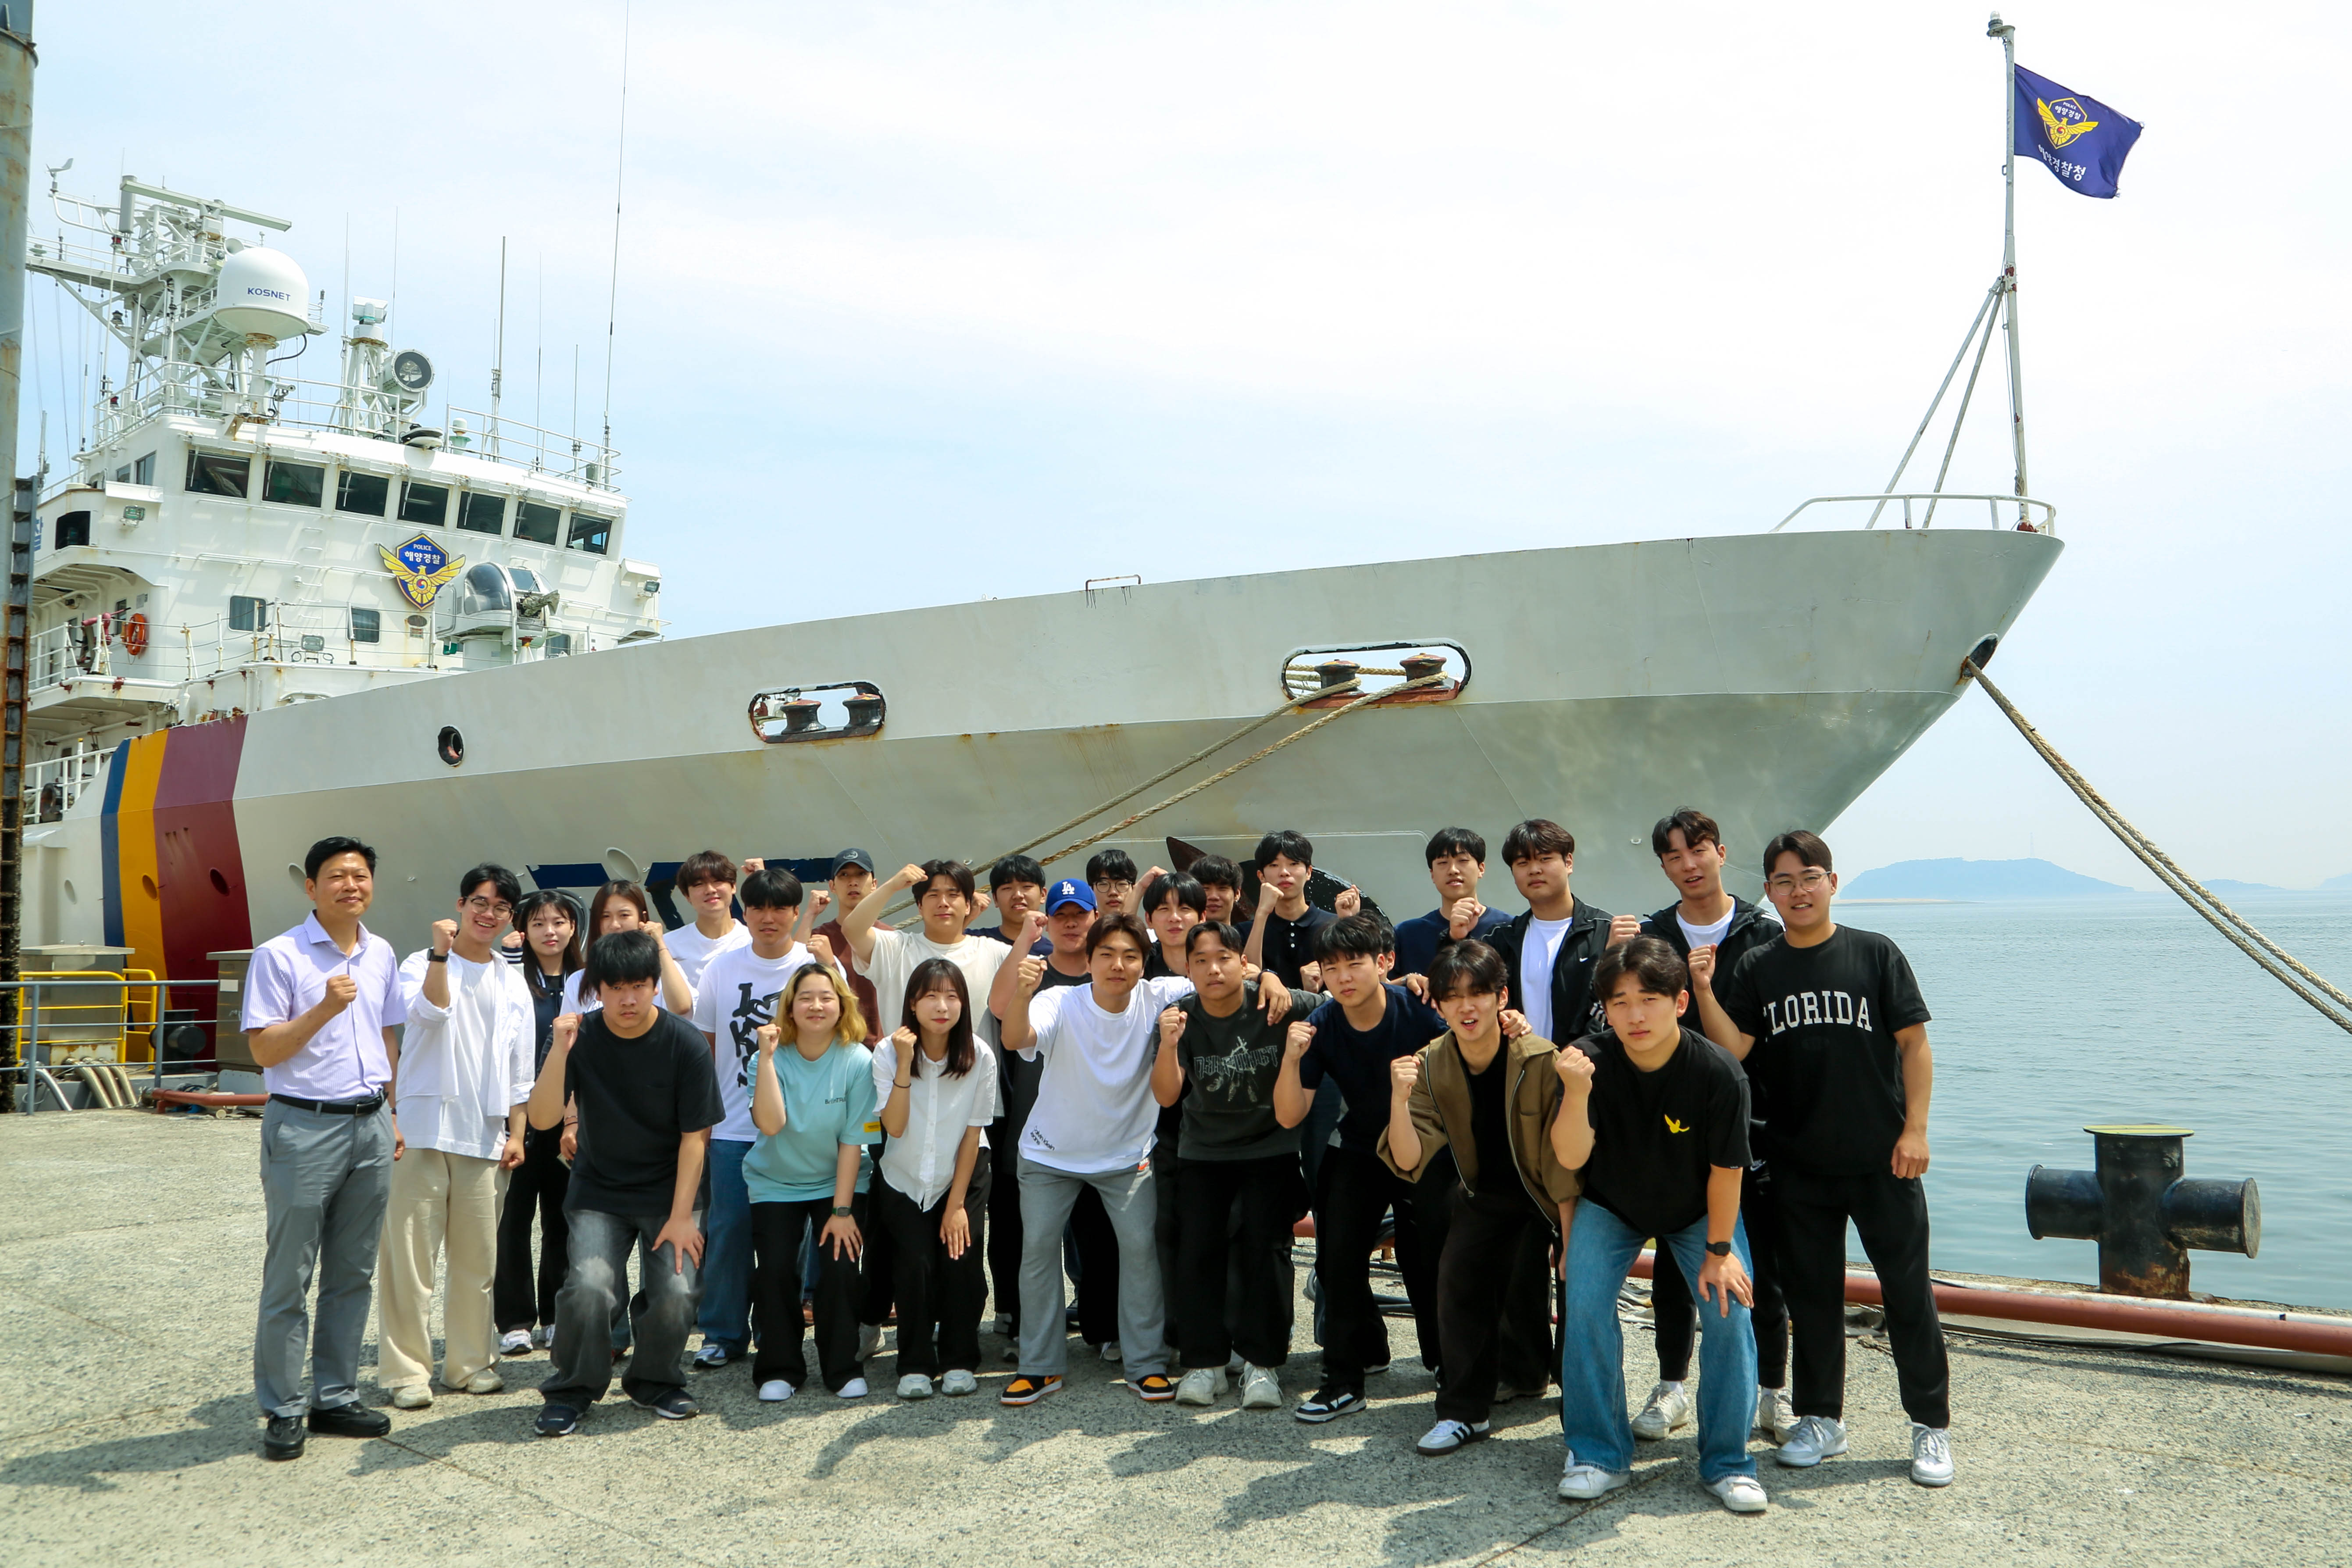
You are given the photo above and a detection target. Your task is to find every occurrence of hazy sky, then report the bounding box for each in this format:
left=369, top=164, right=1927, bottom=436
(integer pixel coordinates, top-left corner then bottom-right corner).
left=19, top=3, right=2349, bottom=888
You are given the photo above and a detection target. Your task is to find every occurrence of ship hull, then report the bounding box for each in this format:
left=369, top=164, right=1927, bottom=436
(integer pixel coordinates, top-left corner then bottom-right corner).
left=38, top=525, right=2061, bottom=972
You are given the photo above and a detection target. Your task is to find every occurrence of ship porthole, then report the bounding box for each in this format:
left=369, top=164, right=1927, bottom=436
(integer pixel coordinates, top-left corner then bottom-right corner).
left=61, top=879, right=77, bottom=904
left=209, top=868, right=231, bottom=896
left=603, top=848, right=643, bottom=883
left=438, top=725, right=465, bottom=767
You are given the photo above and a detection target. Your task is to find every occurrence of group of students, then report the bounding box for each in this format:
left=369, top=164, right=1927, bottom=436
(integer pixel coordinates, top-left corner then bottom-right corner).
left=242, top=811, right=1954, bottom=1514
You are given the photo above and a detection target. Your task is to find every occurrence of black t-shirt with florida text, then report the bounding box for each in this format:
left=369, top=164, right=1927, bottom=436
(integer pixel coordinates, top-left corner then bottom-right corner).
left=1568, top=1027, right=1750, bottom=1240
left=563, top=1009, right=725, bottom=1217
left=1718, top=926, right=1931, bottom=1176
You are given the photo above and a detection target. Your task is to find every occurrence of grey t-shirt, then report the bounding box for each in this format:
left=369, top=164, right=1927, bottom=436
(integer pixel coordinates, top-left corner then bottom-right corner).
left=1173, top=982, right=1318, bottom=1161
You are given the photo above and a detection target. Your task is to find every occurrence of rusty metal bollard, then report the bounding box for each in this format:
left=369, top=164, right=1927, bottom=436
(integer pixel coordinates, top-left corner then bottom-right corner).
left=2025, top=1125, right=2259, bottom=1299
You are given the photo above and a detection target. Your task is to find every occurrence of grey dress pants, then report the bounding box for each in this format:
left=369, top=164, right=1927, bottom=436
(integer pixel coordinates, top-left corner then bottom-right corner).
left=254, top=1100, right=396, bottom=1416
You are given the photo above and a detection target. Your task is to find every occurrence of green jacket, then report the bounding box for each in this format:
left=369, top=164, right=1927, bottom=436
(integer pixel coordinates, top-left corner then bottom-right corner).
left=1377, top=1029, right=1580, bottom=1223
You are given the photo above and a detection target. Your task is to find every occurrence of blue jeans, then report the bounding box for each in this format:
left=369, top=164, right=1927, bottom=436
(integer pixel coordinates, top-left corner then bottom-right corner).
left=696, top=1139, right=755, bottom=1353
left=1560, top=1204, right=1757, bottom=1483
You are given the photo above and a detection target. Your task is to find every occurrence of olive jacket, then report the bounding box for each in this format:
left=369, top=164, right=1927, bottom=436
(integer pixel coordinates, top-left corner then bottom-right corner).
left=1376, top=1028, right=1580, bottom=1224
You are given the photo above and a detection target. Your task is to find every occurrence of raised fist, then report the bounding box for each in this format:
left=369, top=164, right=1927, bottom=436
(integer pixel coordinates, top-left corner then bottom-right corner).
left=1156, top=1006, right=1187, bottom=1047
left=1606, top=914, right=1642, bottom=950
left=1389, top=1053, right=1421, bottom=1098
left=552, top=1013, right=581, bottom=1051
left=754, top=1022, right=781, bottom=1054
left=1686, top=944, right=1716, bottom=991
left=1554, top=1047, right=1595, bottom=1091
left=431, top=918, right=459, bottom=955
left=319, top=974, right=358, bottom=1014
left=1285, top=1020, right=1316, bottom=1058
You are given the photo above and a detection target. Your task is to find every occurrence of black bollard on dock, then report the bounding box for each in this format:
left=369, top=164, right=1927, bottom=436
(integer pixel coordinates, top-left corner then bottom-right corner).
left=2025, top=1125, right=2260, bottom=1299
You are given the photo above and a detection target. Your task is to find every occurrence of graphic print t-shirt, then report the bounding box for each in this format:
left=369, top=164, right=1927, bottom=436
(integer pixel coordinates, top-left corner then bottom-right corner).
left=1718, top=926, right=1931, bottom=1175
left=690, top=943, right=815, bottom=1142
left=1567, top=1027, right=1751, bottom=1240
left=1173, top=982, right=1319, bottom=1161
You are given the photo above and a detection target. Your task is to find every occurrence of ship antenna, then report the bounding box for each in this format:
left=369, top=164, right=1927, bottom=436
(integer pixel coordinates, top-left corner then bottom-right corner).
left=491, top=234, right=506, bottom=459
left=600, top=0, right=631, bottom=481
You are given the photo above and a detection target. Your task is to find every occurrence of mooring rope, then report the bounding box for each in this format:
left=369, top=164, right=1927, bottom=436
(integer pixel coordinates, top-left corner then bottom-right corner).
left=1963, top=658, right=2352, bottom=1036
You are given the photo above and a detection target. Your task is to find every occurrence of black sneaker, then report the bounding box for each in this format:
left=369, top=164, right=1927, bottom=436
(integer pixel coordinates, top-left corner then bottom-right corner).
left=631, top=1387, right=700, bottom=1420
left=1293, top=1387, right=1364, bottom=1424
left=307, top=1404, right=391, bottom=1439
left=261, top=1414, right=307, bottom=1460
left=1362, top=1361, right=1392, bottom=1377
left=535, top=1402, right=583, bottom=1437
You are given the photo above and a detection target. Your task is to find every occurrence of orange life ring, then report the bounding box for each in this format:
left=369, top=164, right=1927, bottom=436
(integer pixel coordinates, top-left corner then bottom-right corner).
left=122, top=612, right=149, bottom=657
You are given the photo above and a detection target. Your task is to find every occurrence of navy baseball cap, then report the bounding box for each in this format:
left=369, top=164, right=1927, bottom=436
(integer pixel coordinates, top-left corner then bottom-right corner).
left=1045, top=879, right=1096, bottom=914
left=830, top=849, right=877, bottom=876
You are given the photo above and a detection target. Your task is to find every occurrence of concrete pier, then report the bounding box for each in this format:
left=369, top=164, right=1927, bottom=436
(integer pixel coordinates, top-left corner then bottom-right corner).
left=1, top=1111, right=2344, bottom=1567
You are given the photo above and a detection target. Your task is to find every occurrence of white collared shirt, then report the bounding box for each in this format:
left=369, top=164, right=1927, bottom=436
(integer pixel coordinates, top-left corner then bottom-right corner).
left=242, top=913, right=407, bottom=1101
left=871, top=1038, right=1001, bottom=1209
left=395, top=949, right=536, bottom=1160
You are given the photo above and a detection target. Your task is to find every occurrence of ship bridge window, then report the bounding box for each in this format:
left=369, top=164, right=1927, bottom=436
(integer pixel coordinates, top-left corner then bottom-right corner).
left=133, top=452, right=155, bottom=486
left=350, top=607, right=382, bottom=644
left=230, top=595, right=268, bottom=633
left=53, top=511, right=90, bottom=549
left=749, top=682, right=886, bottom=744
left=399, top=481, right=449, bottom=526
left=510, top=565, right=546, bottom=594
left=186, top=451, right=250, bottom=497
left=514, top=499, right=560, bottom=546
left=337, top=469, right=389, bottom=516
left=115, top=464, right=130, bottom=482
left=457, top=491, right=507, bottom=535
left=566, top=511, right=611, bottom=554
left=1281, top=640, right=1470, bottom=707
left=265, top=460, right=326, bottom=507
left=461, top=563, right=513, bottom=611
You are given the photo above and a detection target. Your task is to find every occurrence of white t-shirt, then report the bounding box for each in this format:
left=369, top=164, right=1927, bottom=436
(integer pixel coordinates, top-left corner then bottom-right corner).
left=872, top=1037, right=1002, bottom=1208
left=854, top=927, right=1009, bottom=1041
left=393, top=950, right=535, bottom=1160
left=691, top=942, right=817, bottom=1142
left=1017, top=975, right=1196, bottom=1175
left=1677, top=909, right=1734, bottom=953
left=1519, top=915, right=1574, bottom=1041
left=665, top=919, right=752, bottom=999
left=560, top=968, right=670, bottom=1017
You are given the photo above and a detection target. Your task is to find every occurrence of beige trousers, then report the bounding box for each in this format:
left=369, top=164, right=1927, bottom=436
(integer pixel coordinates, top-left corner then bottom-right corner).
left=376, top=1147, right=508, bottom=1391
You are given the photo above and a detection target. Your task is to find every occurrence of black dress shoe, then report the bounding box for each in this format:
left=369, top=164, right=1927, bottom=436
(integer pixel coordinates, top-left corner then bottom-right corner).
left=308, top=1403, right=393, bottom=1439
left=262, top=1414, right=307, bottom=1460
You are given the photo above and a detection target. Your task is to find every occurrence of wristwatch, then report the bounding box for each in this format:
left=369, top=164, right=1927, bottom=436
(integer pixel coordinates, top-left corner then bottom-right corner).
left=831, top=1205, right=853, bottom=1218
left=1705, top=1239, right=1732, bottom=1257
left=425, top=951, right=449, bottom=964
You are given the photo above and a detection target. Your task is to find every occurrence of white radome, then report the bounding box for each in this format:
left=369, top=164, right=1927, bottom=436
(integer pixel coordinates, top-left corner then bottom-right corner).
left=213, top=246, right=311, bottom=340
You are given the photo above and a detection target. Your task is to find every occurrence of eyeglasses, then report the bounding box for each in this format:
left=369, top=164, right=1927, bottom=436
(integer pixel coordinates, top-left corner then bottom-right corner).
left=464, top=897, right=514, bottom=918
left=1765, top=871, right=1831, bottom=893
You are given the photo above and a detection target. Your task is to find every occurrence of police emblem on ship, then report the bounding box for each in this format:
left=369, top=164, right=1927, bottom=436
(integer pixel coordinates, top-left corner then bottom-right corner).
left=378, top=533, right=464, bottom=609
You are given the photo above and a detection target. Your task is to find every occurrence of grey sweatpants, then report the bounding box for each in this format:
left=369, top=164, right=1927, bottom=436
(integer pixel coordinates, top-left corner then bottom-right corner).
left=1016, top=1152, right=1167, bottom=1384
left=254, top=1100, right=396, bottom=1417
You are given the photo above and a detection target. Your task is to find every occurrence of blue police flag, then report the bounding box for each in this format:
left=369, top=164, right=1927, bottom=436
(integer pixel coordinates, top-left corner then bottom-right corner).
left=2013, top=64, right=2143, bottom=198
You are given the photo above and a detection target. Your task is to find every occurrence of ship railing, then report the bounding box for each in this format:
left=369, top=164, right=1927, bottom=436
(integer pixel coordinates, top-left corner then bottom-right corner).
left=22, top=745, right=107, bottom=822
left=1771, top=492, right=2058, bottom=535
left=0, top=975, right=231, bottom=1115
left=84, top=373, right=622, bottom=491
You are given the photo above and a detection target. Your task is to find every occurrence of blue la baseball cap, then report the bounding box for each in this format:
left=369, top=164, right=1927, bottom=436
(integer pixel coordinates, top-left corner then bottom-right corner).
left=1046, top=879, right=1096, bottom=913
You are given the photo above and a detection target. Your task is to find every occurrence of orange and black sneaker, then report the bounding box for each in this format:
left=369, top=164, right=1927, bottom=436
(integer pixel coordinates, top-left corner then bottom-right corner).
left=999, top=1375, right=1063, bottom=1407
left=1133, top=1374, right=1178, bottom=1403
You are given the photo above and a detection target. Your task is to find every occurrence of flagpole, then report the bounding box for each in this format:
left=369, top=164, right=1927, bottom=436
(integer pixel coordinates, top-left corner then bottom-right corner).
left=1989, top=12, right=2028, bottom=522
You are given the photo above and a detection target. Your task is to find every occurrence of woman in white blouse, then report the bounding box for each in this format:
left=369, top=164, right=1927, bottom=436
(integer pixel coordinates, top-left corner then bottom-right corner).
left=871, top=958, right=1001, bottom=1400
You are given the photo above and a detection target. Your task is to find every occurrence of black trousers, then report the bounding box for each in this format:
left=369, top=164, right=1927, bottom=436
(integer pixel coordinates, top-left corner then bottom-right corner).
left=750, top=1195, right=868, bottom=1393
left=873, top=1153, right=992, bottom=1376
left=1070, top=1184, right=1120, bottom=1345
left=1312, top=1145, right=1438, bottom=1392
left=860, top=1136, right=898, bottom=1327
left=1418, top=1153, right=1553, bottom=1395
left=493, top=1128, right=570, bottom=1332
left=1175, top=1155, right=1297, bottom=1369
left=987, top=1117, right=1025, bottom=1329
left=1774, top=1166, right=1950, bottom=1429
left=1431, top=1180, right=1556, bottom=1425
left=1653, top=1162, right=1788, bottom=1386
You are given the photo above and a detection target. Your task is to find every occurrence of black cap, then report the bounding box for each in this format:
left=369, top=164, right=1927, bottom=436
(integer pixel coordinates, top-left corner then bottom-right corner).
left=829, top=848, right=878, bottom=877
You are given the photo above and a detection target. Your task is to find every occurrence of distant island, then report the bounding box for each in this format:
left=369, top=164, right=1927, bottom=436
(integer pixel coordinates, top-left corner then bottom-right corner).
left=1842, top=857, right=2132, bottom=900
left=2324, top=872, right=2352, bottom=891
left=2202, top=879, right=2284, bottom=895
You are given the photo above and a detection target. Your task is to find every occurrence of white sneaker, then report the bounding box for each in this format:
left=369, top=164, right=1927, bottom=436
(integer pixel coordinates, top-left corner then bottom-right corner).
left=1227, top=1351, right=1245, bottom=1374
left=1174, top=1367, right=1227, bottom=1406
left=757, top=1379, right=795, bottom=1402
left=837, top=1376, right=870, bottom=1399
left=498, top=1329, right=533, bottom=1356
left=896, top=1373, right=934, bottom=1400
left=1705, top=1473, right=1769, bottom=1513
left=858, top=1324, right=885, bottom=1361
left=1909, top=1424, right=1955, bottom=1487
left=1630, top=1380, right=1692, bottom=1440
left=533, top=1325, right=555, bottom=1348
left=1239, top=1363, right=1281, bottom=1410
left=1775, top=1414, right=1848, bottom=1468
left=388, top=1386, right=433, bottom=1410
left=1415, top=1418, right=1490, bottom=1456
left=941, top=1369, right=979, bottom=1397
left=1756, top=1386, right=1797, bottom=1445
left=462, top=1370, right=504, bottom=1395
left=691, top=1343, right=729, bottom=1370
left=1101, top=1341, right=1122, bottom=1363
left=1558, top=1457, right=1633, bottom=1501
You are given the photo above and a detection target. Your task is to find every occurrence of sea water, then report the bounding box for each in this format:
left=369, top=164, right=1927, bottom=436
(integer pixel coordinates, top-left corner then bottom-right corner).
left=1848, top=891, right=2352, bottom=1311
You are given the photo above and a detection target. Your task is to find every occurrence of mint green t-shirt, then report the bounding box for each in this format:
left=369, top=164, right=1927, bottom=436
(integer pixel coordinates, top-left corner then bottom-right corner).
left=743, top=1042, right=882, bottom=1204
